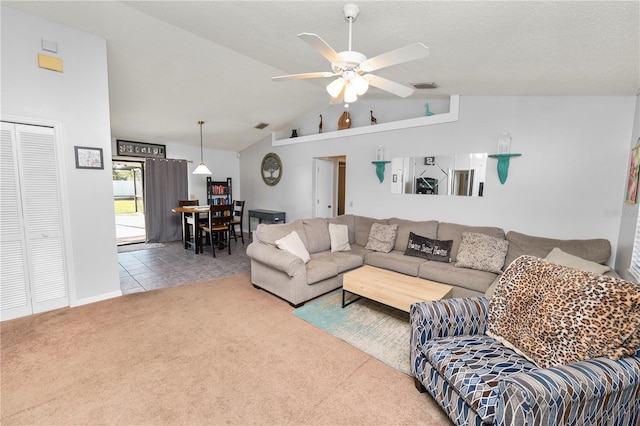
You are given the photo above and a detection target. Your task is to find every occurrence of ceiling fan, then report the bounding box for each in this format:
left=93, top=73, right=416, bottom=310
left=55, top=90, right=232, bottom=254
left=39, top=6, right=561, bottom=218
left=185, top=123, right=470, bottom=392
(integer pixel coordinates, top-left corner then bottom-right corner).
left=272, top=4, right=430, bottom=104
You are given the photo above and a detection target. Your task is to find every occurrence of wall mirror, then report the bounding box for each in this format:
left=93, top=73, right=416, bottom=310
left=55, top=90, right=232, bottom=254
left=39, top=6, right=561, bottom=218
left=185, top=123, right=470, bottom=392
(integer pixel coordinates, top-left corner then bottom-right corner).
left=390, top=153, right=487, bottom=197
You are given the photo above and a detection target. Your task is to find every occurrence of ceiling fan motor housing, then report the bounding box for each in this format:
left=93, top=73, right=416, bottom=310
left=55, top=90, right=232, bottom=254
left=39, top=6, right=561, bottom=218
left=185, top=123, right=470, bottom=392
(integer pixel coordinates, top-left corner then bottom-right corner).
left=343, top=4, right=360, bottom=22
left=333, top=51, right=367, bottom=73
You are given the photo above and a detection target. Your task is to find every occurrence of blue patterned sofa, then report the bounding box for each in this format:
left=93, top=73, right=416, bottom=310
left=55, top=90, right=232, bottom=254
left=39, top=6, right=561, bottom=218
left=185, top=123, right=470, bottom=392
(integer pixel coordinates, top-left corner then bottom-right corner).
left=410, top=257, right=640, bottom=426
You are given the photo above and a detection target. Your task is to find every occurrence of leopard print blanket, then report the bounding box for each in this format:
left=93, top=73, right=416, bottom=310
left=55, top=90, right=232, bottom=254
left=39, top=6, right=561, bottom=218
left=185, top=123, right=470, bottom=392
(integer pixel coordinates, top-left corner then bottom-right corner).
left=487, top=255, right=640, bottom=368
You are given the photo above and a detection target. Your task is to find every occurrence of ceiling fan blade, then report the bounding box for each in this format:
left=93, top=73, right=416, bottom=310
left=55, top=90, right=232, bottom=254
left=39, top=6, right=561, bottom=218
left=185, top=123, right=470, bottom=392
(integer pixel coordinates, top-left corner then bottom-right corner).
left=359, top=43, right=430, bottom=72
left=272, top=72, right=336, bottom=81
left=366, top=75, right=415, bottom=98
left=298, top=33, right=343, bottom=63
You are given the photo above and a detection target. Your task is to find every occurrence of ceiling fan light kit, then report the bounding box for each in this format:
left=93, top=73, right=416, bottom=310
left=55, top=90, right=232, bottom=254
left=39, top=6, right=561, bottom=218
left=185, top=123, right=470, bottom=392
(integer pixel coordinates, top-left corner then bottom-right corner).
left=272, top=3, right=429, bottom=104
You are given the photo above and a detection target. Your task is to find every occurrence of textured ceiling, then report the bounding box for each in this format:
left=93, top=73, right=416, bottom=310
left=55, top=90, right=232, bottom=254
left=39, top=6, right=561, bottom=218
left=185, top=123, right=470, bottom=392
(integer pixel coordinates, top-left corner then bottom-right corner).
left=4, top=1, right=639, bottom=151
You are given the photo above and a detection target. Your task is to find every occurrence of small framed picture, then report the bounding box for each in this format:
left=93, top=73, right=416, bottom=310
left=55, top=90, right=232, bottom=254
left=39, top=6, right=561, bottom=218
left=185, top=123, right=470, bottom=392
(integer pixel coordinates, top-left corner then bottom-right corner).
left=75, top=146, right=104, bottom=169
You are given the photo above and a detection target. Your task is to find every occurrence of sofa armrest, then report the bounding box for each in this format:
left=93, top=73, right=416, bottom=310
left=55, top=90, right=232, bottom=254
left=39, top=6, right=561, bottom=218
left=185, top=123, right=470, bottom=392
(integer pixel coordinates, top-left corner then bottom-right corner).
left=246, top=242, right=305, bottom=277
left=410, top=297, right=489, bottom=341
left=495, top=354, right=640, bottom=426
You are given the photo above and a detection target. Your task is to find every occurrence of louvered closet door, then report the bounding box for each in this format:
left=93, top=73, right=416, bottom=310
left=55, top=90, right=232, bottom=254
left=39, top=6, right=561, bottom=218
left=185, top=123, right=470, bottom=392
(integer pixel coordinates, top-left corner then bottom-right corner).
left=0, top=122, right=68, bottom=321
left=0, top=123, right=32, bottom=320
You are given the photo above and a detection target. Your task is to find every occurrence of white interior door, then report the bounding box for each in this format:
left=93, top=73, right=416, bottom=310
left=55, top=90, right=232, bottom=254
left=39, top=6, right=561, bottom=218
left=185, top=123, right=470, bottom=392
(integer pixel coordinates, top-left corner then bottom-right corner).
left=314, top=158, right=335, bottom=218
left=0, top=122, right=68, bottom=321
left=0, top=123, right=31, bottom=320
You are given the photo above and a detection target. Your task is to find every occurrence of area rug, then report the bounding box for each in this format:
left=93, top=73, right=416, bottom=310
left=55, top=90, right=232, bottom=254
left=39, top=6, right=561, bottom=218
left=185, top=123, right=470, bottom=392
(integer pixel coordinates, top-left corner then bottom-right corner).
left=117, top=242, right=167, bottom=253
left=293, top=290, right=411, bottom=375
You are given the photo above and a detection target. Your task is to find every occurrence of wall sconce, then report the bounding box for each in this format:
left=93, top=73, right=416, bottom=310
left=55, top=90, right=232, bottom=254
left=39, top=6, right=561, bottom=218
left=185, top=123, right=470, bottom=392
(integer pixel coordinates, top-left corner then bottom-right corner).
left=489, top=132, right=521, bottom=184
left=371, top=145, right=389, bottom=183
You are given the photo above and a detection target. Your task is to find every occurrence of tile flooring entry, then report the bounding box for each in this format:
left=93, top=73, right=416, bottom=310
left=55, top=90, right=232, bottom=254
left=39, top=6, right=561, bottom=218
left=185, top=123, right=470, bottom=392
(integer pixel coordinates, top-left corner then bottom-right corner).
left=118, top=237, right=252, bottom=295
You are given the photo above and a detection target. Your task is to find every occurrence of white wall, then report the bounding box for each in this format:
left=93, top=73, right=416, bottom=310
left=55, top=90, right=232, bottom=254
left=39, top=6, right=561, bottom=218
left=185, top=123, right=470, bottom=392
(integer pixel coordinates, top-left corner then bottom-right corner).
left=241, top=96, right=636, bottom=266
left=112, top=140, right=241, bottom=205
left=615, top=94, right=640, bottom=281
left=1, top=6, right=121, bottom=304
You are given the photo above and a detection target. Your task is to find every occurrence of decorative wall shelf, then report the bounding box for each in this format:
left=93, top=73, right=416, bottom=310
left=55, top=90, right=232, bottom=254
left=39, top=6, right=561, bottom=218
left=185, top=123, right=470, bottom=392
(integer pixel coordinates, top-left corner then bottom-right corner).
left=272, top=95, right=460, bottom=146
left=488, top=153, right=522, bottom=184
left=371, top=161, right=390, bottom=183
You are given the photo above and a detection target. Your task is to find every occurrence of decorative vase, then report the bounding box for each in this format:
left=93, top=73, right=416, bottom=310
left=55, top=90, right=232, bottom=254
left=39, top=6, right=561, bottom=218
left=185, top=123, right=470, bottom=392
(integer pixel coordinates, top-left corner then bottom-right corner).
left=424, top=103, right=434, bottom=116
left=290, top=129, right=298, bottom=138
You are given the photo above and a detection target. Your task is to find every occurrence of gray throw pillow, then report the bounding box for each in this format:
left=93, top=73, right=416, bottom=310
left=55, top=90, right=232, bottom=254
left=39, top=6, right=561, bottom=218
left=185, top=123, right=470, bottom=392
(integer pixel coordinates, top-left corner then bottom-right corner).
left=365, top=223, right=398, bottom=253
left=455, top=232, right=509, bottom=274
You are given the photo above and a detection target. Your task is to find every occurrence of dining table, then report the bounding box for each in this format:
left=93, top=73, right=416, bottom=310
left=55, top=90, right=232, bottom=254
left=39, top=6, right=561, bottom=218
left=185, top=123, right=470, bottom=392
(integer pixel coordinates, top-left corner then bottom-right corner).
left=172, top=205, right=209, bottom=253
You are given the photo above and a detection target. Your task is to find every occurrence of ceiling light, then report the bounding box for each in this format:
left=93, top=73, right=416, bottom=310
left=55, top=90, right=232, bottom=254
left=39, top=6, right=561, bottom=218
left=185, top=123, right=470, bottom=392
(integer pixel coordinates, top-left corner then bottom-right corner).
left=327, top=77, right=345, bottom=98
left=344, top=84, right=358, bottom=103
left=351, top=74, right=369, bottom=96
left=193, top=120, right=212, bottom=175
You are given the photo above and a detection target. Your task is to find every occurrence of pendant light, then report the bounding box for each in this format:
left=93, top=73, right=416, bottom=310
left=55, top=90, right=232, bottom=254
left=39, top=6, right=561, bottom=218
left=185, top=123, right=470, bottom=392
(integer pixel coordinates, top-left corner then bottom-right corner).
left=193, top=120, right=212, bottom=175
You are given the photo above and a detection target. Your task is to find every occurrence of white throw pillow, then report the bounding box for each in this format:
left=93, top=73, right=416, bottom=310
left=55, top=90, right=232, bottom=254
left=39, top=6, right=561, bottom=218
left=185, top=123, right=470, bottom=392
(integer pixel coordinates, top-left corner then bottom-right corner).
left=275, top=231, right=311, bottom=263
left=545, top=247, right=611, bottom=274
left=329, top=223, right=351, bottom=252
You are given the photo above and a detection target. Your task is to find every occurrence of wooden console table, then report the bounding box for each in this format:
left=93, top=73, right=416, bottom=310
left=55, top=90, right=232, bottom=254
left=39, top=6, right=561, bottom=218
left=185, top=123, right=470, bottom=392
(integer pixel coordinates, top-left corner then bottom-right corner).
left=248, top=209, right=286, bottom=236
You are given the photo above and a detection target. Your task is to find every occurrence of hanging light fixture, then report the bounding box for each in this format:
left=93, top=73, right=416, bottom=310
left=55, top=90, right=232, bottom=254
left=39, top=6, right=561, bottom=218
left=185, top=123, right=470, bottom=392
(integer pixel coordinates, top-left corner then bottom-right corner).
left=193, top=120, right=212, bottom=175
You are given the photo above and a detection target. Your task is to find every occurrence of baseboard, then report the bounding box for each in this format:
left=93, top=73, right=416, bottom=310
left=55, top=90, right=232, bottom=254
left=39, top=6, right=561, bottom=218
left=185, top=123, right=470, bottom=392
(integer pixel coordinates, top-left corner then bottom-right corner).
left=72, top=290, right=123, bottom=307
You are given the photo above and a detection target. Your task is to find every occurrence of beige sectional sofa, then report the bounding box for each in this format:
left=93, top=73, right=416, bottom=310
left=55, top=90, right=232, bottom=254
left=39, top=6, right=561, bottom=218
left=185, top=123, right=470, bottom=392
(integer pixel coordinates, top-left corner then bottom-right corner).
left=246, top=214, right=613, bottom=307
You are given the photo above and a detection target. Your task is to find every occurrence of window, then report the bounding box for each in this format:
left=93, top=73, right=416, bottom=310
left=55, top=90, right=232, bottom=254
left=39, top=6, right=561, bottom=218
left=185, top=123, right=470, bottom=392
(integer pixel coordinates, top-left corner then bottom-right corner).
left=631, top=211, right=640, bottom=281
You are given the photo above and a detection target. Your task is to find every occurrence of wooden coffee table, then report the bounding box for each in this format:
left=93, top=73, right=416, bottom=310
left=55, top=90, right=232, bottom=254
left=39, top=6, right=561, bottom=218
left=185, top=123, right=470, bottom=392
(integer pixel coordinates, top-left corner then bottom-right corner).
left=342, top=265, right=453, bottom=312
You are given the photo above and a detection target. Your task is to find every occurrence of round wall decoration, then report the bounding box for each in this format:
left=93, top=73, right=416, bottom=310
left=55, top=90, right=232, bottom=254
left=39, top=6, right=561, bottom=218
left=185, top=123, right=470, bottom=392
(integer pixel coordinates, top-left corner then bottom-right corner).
left=261, top=152, right=282, bottom=186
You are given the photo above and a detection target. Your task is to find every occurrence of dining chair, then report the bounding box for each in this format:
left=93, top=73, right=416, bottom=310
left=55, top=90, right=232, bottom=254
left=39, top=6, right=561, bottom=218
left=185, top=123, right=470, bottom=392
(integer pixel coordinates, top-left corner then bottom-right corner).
left=229, top=200, right=245, bottom=243
left=179, top=200, right=199, bottom=250
left=199, top=204, right=233, bottom=257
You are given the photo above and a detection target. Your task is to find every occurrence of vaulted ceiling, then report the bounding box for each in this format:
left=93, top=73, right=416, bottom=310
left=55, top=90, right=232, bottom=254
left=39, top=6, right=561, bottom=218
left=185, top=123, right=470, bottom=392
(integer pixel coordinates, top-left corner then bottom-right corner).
left=5, top=1, right=639, bottom=151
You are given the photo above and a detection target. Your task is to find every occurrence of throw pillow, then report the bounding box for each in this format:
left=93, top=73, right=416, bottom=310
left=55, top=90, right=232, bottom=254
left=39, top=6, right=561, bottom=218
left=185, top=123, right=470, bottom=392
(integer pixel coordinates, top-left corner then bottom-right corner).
left=404, top=232, right=453, bottom=262
left=365, top=223, right=398, bottom=253
left=275, top=231, right=311, bottom=263
left=545, top=247, right=611, bottom=274
left=329, top=223, right=351, bottom=252
left=455, top=232, right=509, bottom=274
left=487, top=255, right=640, bottom=369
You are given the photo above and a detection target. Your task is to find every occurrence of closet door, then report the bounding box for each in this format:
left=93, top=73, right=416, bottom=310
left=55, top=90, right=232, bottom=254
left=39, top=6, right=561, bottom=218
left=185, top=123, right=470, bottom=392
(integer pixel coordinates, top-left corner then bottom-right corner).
left=0, top=122, right=68, bottom=321
left=0, top=123, right=31, bottom=320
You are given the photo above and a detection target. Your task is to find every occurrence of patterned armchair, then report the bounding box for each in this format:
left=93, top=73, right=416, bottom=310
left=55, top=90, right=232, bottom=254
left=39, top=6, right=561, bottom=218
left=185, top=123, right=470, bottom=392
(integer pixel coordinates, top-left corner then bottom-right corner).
left=410, top=297, right=640, bottom=426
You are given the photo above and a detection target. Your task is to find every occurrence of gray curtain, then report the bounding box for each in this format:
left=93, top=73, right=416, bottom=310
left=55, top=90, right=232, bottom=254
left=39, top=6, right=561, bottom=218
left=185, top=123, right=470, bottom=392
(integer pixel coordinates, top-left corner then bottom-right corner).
left=144, top=158, right=188, bottom=242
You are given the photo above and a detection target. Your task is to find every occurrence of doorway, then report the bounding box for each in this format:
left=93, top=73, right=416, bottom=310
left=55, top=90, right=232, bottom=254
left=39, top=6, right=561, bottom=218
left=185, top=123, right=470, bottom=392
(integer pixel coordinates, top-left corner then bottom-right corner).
left=313, top=156, right=346, bottom=218
left=113, top=160, right=145, bottom=245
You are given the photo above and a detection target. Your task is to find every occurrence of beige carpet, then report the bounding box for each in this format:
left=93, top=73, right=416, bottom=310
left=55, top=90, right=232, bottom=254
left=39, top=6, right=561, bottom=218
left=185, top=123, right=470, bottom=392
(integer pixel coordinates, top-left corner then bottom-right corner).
left=1, top=273, right=451, bottom=425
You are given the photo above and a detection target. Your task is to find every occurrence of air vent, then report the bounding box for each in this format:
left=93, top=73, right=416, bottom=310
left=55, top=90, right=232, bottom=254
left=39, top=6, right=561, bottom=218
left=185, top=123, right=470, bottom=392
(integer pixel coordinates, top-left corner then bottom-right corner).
left=254, top=122, right=269, bottom=130
left=412, top=82, right=438, bottom=89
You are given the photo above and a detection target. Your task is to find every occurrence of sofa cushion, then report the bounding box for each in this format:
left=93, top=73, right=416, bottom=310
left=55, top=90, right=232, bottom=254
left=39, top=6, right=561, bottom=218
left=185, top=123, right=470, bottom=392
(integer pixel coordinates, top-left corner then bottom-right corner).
left=455, top=232, right=509, bottom=274
left=255, top=220, right=309, bottom=249
left=487, top=256, right=640, bottom=369
left=305, top=259, right=339, bottom=285
left=545, top=247, right=611, bottom=274
left=311, top=251, right=363, bottom=273
left=504, top=231, right=611, bottom=270
left=329, top=223, right=351, bottom=252
left=438, top=222, right=505, bottom=262
left=423, top=334, right=538, bottom=424
left=388, top=218, right=439, bottom=251
left=404, top=232, right=452, bottom=263
left=418, top=261, right=498, bottom=294
left=328, top=214, right=356, bottom=244
left=365, top=223, right=398, bottom=253
left=365, top=249, right=425, bottom=276
left=303, top=218, right=330, bottom=254
left=354, top=216, right=388, bottom=247
left=275, top=231, right=310, bottom=263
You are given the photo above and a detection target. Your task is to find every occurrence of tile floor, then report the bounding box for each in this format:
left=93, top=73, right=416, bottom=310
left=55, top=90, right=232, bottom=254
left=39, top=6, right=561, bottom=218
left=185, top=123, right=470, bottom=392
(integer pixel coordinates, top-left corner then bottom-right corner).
left=118, top=236, right=252, bottom=294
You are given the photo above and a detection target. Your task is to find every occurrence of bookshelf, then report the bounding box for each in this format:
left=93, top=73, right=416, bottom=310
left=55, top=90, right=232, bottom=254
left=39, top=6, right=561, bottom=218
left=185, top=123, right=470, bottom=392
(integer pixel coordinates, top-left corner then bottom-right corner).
left=206, top=177, right=232, bottom=205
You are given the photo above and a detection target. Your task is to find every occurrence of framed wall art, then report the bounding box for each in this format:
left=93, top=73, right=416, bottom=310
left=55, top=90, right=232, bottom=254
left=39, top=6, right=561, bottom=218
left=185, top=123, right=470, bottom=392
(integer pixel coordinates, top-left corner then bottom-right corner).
left=75, top=146, right=104, bottom=169
left=116, top=139, right=166, bottom=159
left=625, top=140, right=640, bottom=204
